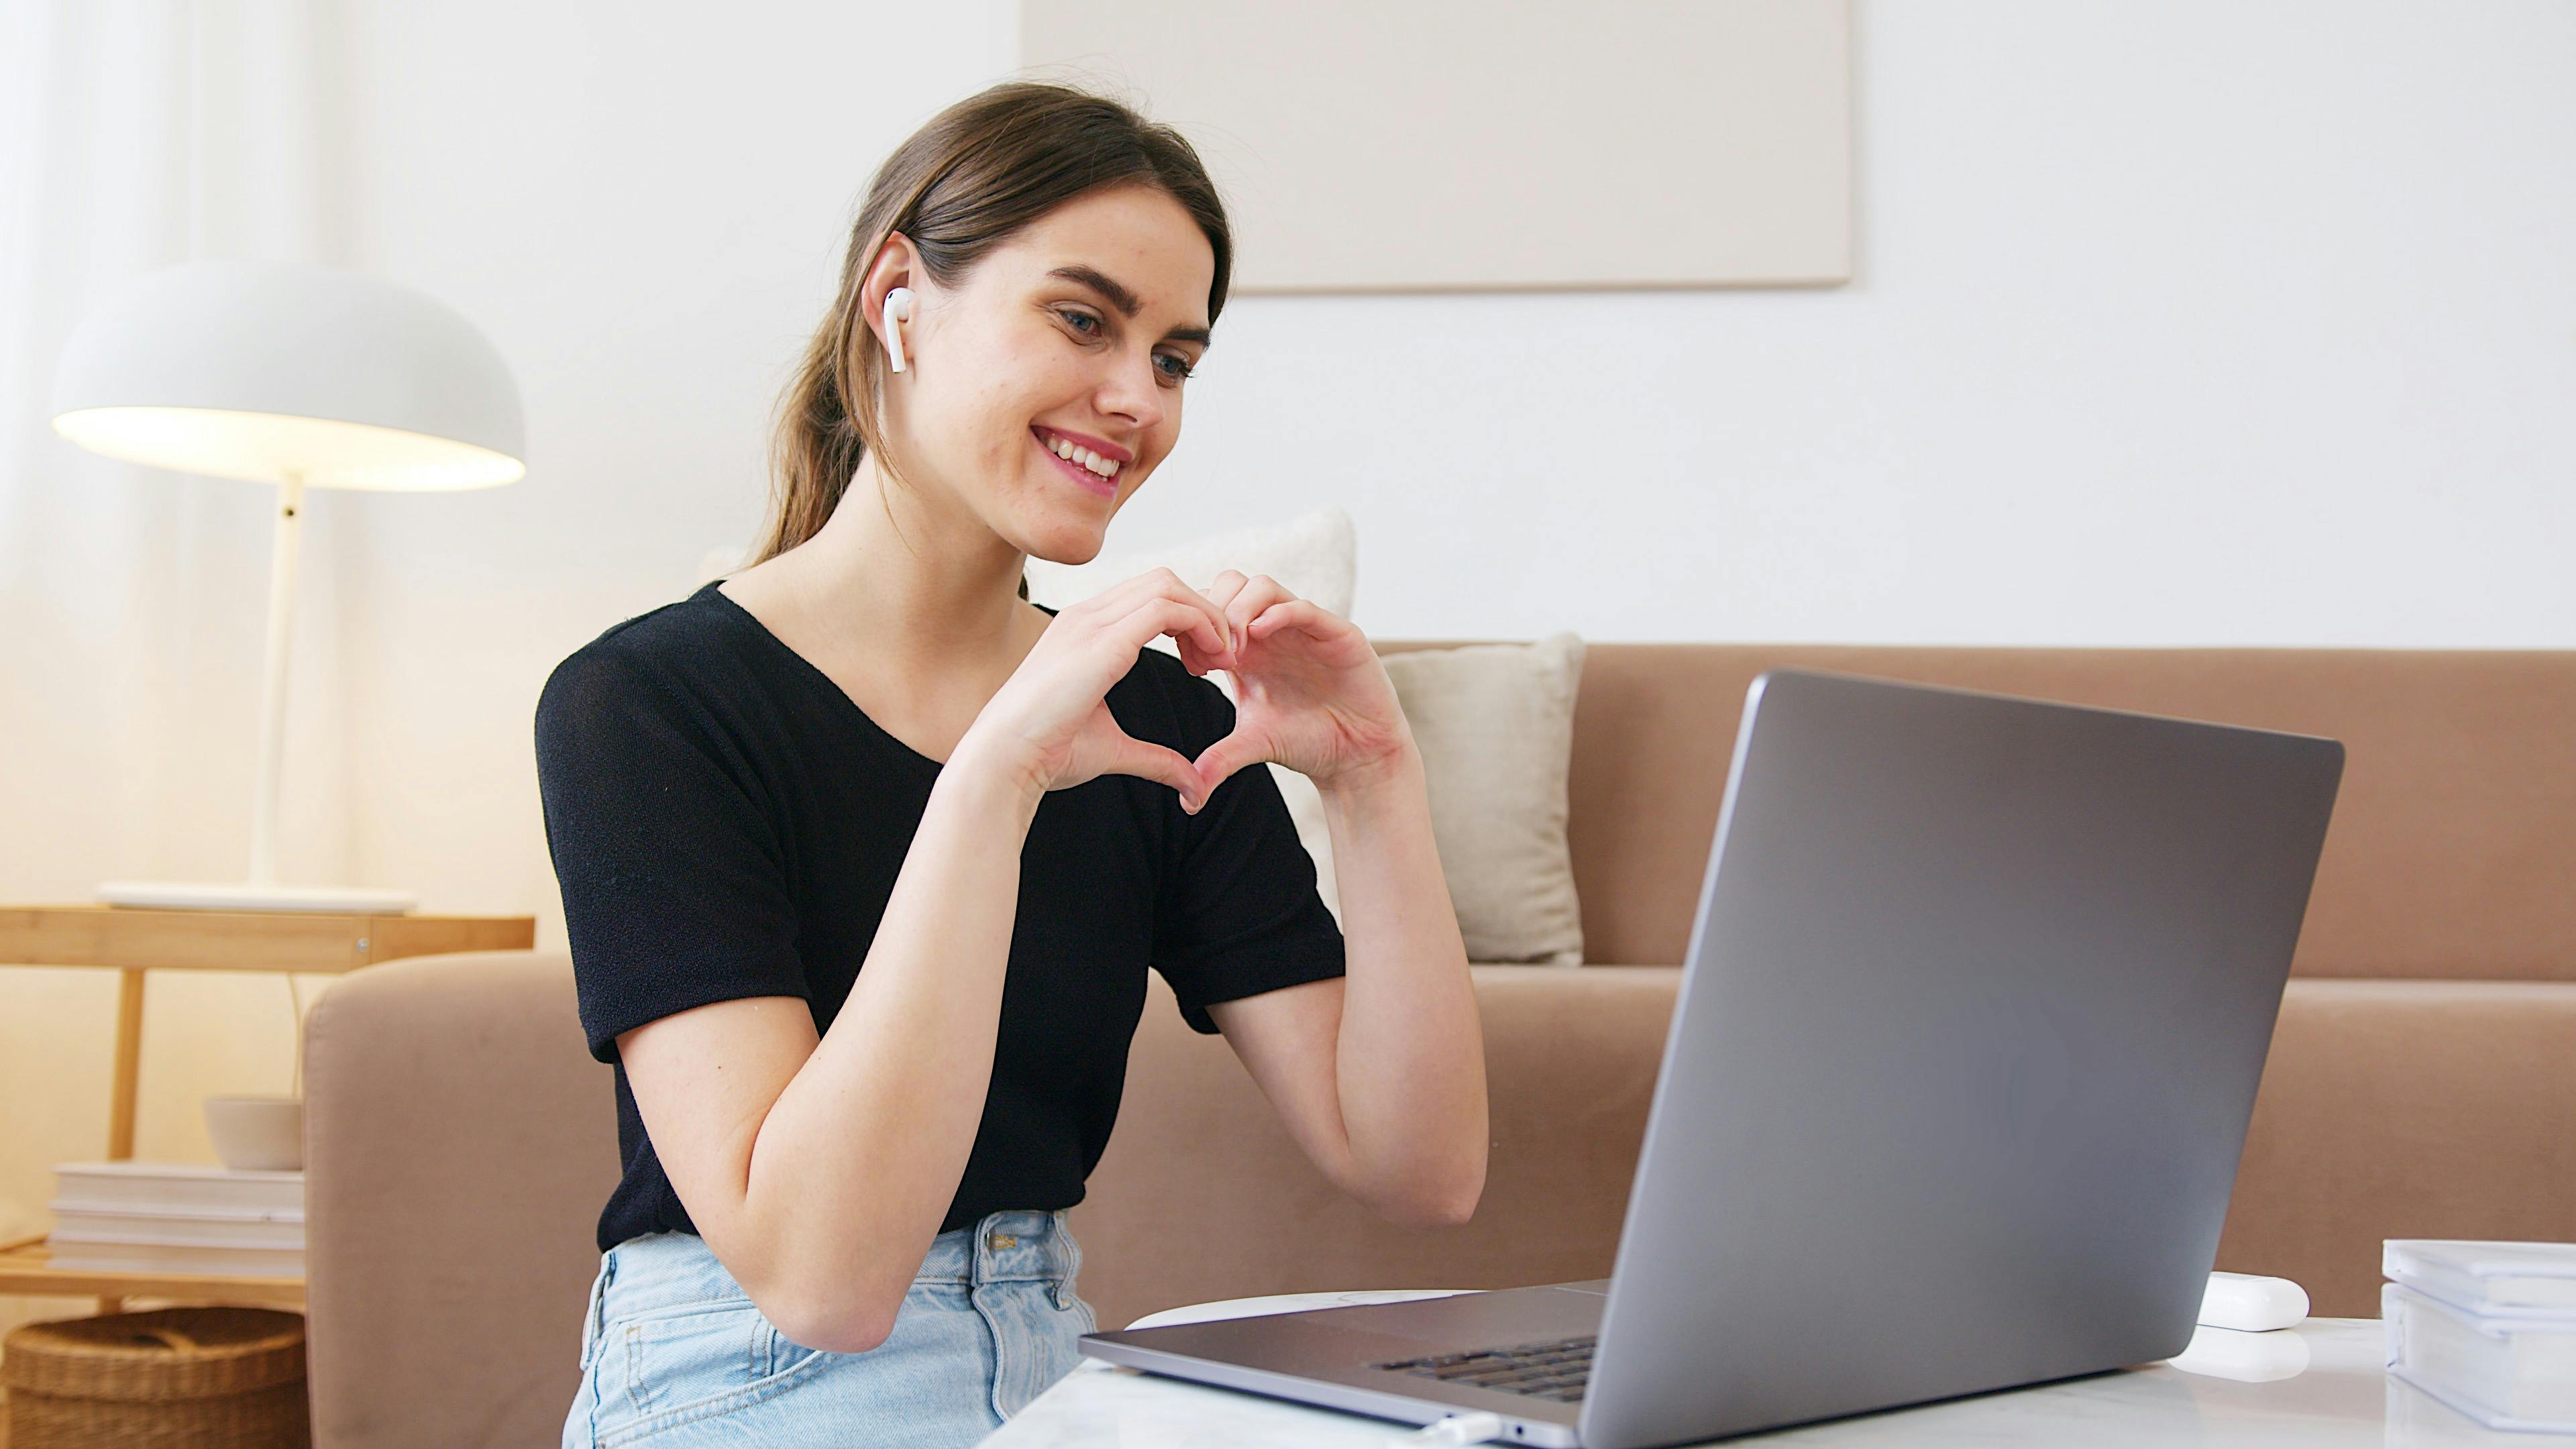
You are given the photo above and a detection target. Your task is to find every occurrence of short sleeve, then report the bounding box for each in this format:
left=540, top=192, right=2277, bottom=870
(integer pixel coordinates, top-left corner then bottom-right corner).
left=535, top=644, right=808, bottom=1062
left=1151, top=670, right=1347, bottom=1034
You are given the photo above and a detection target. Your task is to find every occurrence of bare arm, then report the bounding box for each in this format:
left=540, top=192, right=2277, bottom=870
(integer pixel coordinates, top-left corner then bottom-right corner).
left=616, top=756, right=1036, bottom=1353
left=1210, top=746, right=1488, bottom=1226
left=608, top=571, right=1234, bottom=1354
left=1181, top=572, right=1489, bottom=1226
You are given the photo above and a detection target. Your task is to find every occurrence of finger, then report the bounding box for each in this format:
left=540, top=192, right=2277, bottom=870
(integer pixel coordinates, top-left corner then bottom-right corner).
left=1191, top=726, right=1273, bottom=799
left=1225, top=574, right=1299, bottom=640
left=1113, top=594, right=1230, bottom=663
left=1083, top=568, right=1228, bottom=647
left=1109, top=734, right=1210, bottom=813
left=1202, top=569, right=1252, bottom=616
left=1194, top=573, right=1248, bottom=663
left=1142, top=567, right=1233, bottom=655
left=1246, top=600, right=1373, bottom=666
left=1173, top=625, right=1236, bottom=677
left=1246, top=598, right=1344, bottom=641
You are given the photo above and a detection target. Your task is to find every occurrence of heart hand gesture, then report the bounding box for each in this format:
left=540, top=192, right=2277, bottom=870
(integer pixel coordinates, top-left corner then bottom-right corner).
left=961, top=569, right=1239, bottom=812
left=1173, top=571, right=1414, bottom=806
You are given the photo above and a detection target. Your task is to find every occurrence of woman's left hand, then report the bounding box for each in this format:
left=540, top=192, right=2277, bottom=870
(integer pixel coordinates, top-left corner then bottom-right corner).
left=1175, top=570, right=1414, bottom=806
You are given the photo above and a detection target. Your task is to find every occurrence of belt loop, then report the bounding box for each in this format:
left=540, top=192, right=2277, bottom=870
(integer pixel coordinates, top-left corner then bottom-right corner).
left=578, top=1248, right=614, bottom=1372
left=1049, top=1210, right=1078, bottom=1311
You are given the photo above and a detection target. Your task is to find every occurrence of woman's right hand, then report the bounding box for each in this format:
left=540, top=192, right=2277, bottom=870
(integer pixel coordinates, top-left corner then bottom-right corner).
left=955, top=569, right=1237, bottom=814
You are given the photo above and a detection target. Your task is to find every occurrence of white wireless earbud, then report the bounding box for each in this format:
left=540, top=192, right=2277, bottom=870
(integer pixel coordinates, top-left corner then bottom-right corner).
left=882, top=286, right=916, bottom=373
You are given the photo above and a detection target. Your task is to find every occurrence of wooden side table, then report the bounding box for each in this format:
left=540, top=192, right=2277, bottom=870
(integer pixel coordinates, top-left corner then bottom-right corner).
left=0, top=904, right=535, bottom=1313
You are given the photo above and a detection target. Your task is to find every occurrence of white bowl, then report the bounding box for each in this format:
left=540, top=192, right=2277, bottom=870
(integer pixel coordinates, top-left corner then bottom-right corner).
left=204, top=1095, right=304, bottom=1172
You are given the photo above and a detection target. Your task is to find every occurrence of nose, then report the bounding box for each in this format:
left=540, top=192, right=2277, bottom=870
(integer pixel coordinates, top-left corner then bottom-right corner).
left=1093, top=344, right=1167, bottom=436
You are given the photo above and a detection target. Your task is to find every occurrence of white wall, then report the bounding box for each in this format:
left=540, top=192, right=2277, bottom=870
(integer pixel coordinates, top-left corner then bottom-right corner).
left=1233, top=3, right=2575, bottom=651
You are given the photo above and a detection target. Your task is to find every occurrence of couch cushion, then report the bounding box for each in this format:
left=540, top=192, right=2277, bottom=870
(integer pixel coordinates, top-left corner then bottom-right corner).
left=1373, top=642, right=2576, bottom=981
left=303, top=949, right=615, bottom=1449
left=1382, top=635, right=1590, bottom=964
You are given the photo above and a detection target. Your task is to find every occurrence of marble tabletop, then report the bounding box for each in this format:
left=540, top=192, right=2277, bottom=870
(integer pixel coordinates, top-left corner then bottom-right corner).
left=980, top=1293, right=2568, bottom=1448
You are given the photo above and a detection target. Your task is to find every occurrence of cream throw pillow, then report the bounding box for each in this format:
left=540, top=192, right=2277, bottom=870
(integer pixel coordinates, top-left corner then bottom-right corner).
left=1381, top=635, right=1588, bottom=965
left=1024, top=508, right=1356, bottom=926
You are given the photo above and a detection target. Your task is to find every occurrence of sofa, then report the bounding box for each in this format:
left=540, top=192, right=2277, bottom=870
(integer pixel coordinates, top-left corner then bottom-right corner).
left=300, top=641, right=2576, bottom=1447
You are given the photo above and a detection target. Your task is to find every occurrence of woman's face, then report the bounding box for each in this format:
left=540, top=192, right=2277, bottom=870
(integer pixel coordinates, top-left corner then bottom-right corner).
left=873, top=183, right=1215, bottom=568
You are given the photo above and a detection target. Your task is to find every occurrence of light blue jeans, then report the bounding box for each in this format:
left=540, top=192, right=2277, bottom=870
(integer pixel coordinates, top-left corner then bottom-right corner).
left=560, top=1209, right=1097, bottom=1447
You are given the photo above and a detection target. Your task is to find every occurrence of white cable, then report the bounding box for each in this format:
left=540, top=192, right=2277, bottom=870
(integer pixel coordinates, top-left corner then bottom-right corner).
left=1393, top=1411, right=1508, bottom=1445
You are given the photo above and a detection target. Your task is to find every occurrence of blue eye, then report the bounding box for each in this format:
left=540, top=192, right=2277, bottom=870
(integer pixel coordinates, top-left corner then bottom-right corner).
left=1059, top=307, right=1195, bottom=384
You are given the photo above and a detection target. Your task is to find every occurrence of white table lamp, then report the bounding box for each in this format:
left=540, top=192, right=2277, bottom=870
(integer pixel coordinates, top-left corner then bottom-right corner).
left=52, top=258, right=525, bottom=913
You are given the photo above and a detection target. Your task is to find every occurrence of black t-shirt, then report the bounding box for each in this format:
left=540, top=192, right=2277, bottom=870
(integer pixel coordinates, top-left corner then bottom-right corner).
left=533, top=579, right=1345, bottom=1254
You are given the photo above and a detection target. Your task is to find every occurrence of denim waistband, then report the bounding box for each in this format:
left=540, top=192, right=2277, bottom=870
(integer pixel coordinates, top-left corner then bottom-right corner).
left=915, top=1208, right=1077, bottom=1287
left=592, top=1209, right=1079, bottom=1329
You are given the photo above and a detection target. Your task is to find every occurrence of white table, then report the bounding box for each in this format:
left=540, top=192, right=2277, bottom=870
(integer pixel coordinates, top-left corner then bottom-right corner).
left=982, top=1293, right=2568, bottom=1447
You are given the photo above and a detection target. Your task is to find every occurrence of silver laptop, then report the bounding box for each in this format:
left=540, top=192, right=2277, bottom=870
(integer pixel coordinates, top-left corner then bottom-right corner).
left=1081, top=667, right=2345, bottom=1448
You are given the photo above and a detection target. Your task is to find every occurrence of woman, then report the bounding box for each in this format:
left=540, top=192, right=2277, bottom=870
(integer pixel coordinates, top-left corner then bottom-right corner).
left=535, top=80, right=1487, bottom=1446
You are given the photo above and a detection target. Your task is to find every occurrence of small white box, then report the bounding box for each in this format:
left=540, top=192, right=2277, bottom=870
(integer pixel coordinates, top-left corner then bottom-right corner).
left=2386, top=1240, right=2576, bottom=1319
left=2384, top=1281, right=2576, bottom=1433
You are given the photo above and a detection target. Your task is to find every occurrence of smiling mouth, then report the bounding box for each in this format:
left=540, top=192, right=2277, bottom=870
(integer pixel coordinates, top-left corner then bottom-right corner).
left=1032, top=427, right=1120, bottom=498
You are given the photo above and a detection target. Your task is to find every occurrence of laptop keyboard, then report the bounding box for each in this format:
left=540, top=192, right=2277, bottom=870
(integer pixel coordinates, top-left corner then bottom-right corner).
left=1372, top=1334, right=1597, bottom=1402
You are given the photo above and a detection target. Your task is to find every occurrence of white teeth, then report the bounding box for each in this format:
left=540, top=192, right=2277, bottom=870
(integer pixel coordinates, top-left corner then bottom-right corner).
left=1043, top=431, right=1120, bottom=477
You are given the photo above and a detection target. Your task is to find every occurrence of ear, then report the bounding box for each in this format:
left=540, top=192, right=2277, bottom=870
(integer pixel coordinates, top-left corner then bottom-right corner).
left=860, top=231, right=918, bottom=356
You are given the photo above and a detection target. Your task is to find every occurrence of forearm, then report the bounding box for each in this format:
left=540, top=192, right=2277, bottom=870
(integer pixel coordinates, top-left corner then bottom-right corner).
left=1320, top=747, right=1489, bottom=1220
left=736, top=753, right=1040, bottom=1344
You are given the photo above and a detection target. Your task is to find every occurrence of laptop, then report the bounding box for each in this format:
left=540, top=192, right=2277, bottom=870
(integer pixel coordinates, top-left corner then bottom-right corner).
left=1080, top=667, right=2345, bottom=1448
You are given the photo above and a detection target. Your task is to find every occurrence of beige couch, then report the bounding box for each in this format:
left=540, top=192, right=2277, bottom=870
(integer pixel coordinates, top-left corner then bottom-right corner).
left=301, top=643, right=2576, bottom=1448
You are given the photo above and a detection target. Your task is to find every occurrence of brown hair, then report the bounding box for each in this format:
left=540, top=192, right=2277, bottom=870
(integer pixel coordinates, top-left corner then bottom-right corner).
left=755, top=80, right=1234, bottom=594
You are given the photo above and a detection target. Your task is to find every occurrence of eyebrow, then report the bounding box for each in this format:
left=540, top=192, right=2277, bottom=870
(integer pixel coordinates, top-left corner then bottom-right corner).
left=1048, top=264, right=1212, bottom=347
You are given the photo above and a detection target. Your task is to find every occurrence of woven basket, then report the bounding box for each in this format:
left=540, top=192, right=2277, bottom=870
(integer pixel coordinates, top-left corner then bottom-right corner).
left=3, top=1306, right=308, bottom=1448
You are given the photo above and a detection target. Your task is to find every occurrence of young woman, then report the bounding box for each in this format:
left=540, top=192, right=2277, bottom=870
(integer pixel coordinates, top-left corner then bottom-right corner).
left=534, top=81, right=1487, bottom=1447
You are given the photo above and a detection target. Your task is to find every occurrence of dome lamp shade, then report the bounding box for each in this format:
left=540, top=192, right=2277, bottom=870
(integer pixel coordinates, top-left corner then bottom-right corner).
left=51, top=258, right=525, bottom=490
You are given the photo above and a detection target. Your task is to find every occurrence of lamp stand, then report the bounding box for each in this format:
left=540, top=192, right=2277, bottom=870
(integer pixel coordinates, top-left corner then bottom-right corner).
left=98, top=472, right=419, bottom=914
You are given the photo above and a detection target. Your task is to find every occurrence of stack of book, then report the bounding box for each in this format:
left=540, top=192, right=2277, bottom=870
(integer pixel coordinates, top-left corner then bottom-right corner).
left=2384, top=1238, right=2576, bottom=1433
left=46, top=1161, right=305, bottom=1278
